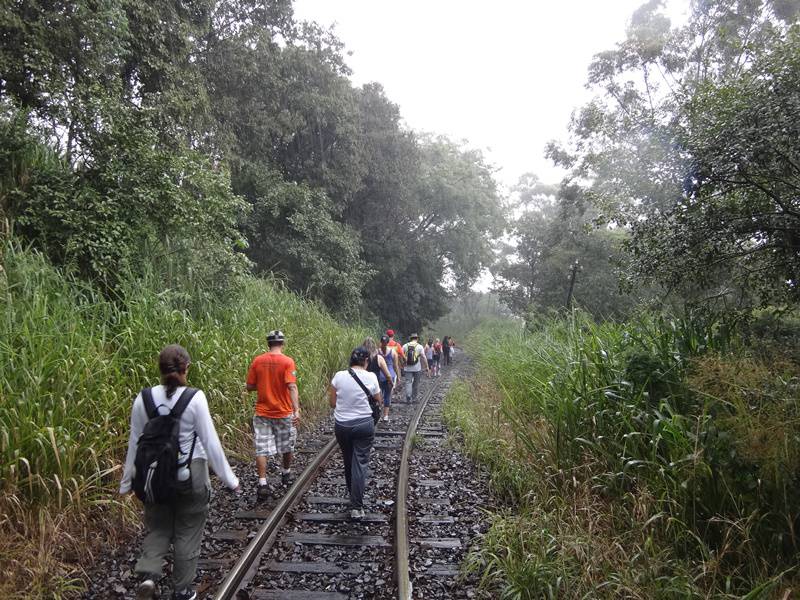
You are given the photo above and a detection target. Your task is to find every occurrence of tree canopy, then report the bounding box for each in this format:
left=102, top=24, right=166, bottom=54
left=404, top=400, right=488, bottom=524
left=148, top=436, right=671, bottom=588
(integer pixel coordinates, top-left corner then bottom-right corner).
left=547, top=0, right=800, bottom=314
left=0, top=0, right=502, bottom=328
left=493, top=174, right=638, bottom=320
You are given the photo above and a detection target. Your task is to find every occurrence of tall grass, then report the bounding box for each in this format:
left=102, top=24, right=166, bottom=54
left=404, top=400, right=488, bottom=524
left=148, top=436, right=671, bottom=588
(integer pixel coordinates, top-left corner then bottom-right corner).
left=0, top=242, right=366, bottom=597
left=445, top=313, right=800, bottom=598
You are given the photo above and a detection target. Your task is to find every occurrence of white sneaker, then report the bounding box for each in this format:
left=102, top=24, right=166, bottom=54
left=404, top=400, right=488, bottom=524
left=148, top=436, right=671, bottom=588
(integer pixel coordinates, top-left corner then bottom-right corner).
left=350, top=508, right=365, bottom=520
left=136, top=579, right=156, bottom=600
left=382, top=415, right=389, bottom=422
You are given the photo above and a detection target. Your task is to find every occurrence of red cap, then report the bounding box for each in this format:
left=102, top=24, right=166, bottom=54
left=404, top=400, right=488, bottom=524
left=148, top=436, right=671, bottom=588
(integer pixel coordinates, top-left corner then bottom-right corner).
left=386, top=329, right=395, bottom=337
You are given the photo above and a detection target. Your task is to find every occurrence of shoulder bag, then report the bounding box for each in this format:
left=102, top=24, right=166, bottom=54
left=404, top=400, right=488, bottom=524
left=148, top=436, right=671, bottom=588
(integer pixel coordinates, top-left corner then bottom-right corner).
left=348, top=368, right=381, bottom=425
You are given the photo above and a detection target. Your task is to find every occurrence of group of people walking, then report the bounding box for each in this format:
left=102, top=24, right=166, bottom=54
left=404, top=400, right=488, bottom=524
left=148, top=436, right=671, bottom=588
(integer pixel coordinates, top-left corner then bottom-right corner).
left=121, top=329, right=456, bottom=599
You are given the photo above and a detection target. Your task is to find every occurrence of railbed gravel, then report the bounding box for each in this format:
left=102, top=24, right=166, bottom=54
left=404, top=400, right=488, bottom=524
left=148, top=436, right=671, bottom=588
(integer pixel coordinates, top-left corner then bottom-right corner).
left=81, top=353, right=493, bottom=600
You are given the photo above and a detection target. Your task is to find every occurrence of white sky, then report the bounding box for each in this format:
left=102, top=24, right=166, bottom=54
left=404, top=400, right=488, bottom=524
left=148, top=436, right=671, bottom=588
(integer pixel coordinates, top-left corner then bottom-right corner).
left=293, top=0, right=690, bottom=190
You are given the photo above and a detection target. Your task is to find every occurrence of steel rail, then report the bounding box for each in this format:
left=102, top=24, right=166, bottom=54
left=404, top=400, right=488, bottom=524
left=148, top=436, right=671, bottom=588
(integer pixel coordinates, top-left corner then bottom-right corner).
left=214, top=437, right=338, bottom=599
left=395, top=379, right=440, bottom=600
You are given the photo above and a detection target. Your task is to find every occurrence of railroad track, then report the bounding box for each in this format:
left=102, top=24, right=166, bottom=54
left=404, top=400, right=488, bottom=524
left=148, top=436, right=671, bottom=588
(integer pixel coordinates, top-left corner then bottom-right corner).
left=206, top=371, right=461, bottom=600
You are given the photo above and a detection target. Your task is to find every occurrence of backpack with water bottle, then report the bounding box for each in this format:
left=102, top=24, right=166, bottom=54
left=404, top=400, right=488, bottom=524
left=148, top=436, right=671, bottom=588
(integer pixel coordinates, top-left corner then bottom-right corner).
left=132, top=387, right=198, bottom=504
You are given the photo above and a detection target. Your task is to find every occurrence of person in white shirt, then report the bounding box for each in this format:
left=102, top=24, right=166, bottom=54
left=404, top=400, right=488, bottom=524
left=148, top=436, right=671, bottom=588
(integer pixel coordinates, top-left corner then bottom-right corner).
left=329, top=346, right=381, bottom=519
left=402, top=333, right=429, bottom=403
left=120, top=344, right=239, bottom=600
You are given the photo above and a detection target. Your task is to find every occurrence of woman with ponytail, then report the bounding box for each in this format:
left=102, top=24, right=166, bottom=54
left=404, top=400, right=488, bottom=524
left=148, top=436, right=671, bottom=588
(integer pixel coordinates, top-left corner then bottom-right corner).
left=120, top=344, right=239, bottom=600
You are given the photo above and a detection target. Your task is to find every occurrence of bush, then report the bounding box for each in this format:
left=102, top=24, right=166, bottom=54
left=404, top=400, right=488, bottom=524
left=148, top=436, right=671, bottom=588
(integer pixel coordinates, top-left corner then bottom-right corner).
left=446, top=314, right=800, bottom=598
left=1, top=111, right=249, bottom=296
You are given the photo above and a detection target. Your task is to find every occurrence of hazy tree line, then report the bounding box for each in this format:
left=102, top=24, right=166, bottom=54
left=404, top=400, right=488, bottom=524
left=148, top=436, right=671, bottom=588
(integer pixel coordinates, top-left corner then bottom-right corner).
left=0, top=1, right=502, bottom=331
left=495, top=0, right=800, bottom=321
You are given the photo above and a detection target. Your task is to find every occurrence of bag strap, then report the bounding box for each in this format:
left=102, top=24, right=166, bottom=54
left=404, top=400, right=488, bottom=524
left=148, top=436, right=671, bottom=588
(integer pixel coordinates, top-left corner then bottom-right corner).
left=170, top=387, right=199, bottom=418
left=171, top=387, right=199, bottom=464
left=141, top=388, right=157, bottom=419
left=348, top=368, right=374, bottom=403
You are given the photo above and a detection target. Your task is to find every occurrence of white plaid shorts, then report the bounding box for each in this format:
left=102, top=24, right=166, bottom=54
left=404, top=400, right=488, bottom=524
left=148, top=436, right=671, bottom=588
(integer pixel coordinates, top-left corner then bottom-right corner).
left=253, top=416, right=296, bottom=456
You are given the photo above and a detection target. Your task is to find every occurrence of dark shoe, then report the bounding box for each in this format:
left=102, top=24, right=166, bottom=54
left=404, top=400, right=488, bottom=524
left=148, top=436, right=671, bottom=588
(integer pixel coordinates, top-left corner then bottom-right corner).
left=281, top=471, right=292, bottom=486
left=256, top=483, right=271, bottom=501
left=136, top=576, right=158, bottom=600
left=172, top=589, right=197, bottom=600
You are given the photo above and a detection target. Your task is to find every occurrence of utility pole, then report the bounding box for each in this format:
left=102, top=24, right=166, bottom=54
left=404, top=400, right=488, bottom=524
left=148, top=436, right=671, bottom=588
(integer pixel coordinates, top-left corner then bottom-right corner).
left=566, top=260, right=579, bottom=309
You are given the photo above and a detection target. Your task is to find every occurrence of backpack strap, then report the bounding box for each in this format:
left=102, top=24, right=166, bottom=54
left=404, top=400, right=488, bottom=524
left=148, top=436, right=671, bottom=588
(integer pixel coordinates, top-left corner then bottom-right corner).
left=348, top=369, right=374, bottom=404
left=141, top=388, right=158, bottom=419
left=170, top=387, right=199, bottom=465
left=170, top=386, right=199, bottom=418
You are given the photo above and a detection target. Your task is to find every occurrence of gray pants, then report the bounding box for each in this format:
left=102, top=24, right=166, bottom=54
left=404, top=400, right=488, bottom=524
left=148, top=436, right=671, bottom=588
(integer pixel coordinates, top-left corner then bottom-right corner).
left=335, top=417, right=375, bottom=509
left=135, top=459, right=210, bottom=591
left=404, top=370, right=422, bottom=402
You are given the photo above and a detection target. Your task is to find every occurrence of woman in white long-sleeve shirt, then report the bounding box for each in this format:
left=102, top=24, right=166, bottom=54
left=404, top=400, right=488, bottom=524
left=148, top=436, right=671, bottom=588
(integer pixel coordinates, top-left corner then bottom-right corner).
left=120, top=344, right=239, bottom=600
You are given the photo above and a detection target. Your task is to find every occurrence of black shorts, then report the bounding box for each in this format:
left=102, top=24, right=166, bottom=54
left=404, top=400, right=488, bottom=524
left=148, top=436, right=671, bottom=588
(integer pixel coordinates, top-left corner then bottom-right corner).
left=432, top=354, right=440, bottom=365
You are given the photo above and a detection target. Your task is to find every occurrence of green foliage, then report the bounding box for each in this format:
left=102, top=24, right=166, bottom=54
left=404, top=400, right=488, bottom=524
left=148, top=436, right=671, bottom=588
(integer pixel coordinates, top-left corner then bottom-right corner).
left=637, top=26, right=800, bottom=306
left=742, top=308, right=800, bottom=361
left=494, top=175, right=640, bottom=320
left=2, top=112, right=249, bottom=294
left=0, top=242, right=365, bottom=510
left=352, top=124, right=504, bottom=332
left=0, top=0, right=503, bottom=326
left=445, top=316, right=800, bottom=597
left=551, top=2, right=800, bottom=313
left=236, top=161, right=371, bottom=314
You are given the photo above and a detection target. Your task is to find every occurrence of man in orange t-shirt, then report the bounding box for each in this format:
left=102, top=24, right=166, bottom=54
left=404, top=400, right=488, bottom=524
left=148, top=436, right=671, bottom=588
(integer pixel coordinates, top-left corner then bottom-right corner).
left=246, top=330, right=300, bottom=500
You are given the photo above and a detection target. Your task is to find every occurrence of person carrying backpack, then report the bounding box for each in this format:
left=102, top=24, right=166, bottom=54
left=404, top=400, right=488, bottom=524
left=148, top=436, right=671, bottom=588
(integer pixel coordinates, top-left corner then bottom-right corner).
left=378, top=335, right=399, bottom=422
left=364, top=336, right=394, bottom=423
left=385, top=328, right=404, bottom=391
left=402, top=333, right=429, bottom=403
left=329, top=347, right=382, bottom=519
left=432, top=338, right=442, bottom=377
left=120, top=344, right=239, bottom=600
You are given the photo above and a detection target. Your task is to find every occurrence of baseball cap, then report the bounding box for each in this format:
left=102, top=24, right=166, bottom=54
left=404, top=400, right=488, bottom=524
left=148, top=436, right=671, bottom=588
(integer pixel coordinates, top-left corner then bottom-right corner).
left=386, top=329, right=395, bottom=336
left=267, top=330, right=285, bottom=343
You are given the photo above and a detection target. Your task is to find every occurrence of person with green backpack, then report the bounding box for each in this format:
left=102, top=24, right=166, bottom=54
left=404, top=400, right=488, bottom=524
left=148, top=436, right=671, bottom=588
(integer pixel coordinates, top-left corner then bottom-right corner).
left=120, top=344, right=240, bottom=600
left=402, top=333, right=429, bottom=403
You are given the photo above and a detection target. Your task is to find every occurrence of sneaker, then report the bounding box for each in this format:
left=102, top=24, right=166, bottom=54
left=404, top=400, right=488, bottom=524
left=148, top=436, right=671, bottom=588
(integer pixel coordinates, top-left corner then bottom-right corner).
left=350, top=508, right=365, bottom=520
left=256, top=483, right=271, bottom=501
left=136, top=577, right=158, bottom=600
left=382, top=415, right=389, bottom=423
left=281, top=471, right=292, bottom=486
left=172, top=589, right=196, bottom=600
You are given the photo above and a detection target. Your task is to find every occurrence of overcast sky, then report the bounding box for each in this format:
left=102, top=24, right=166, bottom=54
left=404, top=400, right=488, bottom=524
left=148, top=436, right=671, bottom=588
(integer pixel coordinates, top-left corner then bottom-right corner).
left=292, top=0, right=690, bottom=189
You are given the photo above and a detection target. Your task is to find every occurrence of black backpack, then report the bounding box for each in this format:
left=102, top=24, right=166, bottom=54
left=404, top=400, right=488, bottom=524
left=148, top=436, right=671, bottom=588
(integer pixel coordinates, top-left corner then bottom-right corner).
left=406, top=343, right=419, bottom=366
left=132, top=387, right=198, bottom=504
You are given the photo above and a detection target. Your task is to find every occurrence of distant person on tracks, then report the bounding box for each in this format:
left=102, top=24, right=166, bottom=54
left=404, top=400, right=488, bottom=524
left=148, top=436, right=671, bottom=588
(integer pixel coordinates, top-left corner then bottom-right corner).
left=432, top=338, right=442, bottom=377
left=424, top=338, right=434, bottom=376
left=385, top=328, right=404, bottom=398
left=329, top=346, right=382, bottom=519
left=442, top=336, right=451, bottom=367
left=378, top=334, right=399, bottom=421
left=364, top=336, right=395, bottom=423
left=246, top=330, right=300, bottom=501
left=402, top=333, right=429, bottom=403
left=120, top=344, right=240, bottom=600
left=385, top=328, right=405, bottom=362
